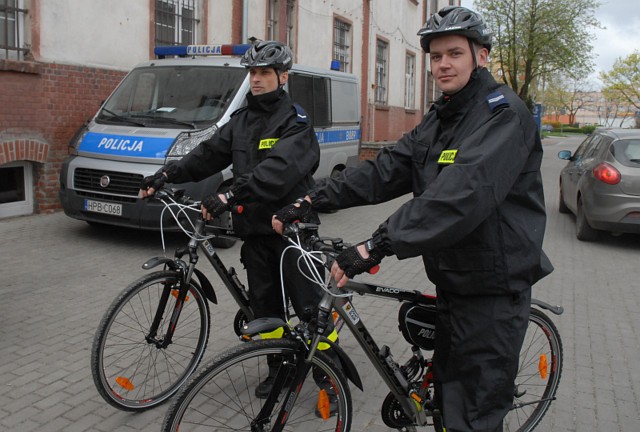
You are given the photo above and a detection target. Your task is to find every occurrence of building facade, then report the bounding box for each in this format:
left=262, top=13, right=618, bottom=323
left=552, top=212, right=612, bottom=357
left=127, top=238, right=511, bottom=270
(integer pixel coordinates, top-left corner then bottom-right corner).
left=0, top=0, right=456, bottom=218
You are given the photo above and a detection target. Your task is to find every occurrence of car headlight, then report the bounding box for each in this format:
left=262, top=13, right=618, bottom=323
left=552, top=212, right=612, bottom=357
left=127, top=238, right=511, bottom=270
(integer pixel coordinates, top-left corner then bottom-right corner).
left=167, top=125, right=218, bottom=158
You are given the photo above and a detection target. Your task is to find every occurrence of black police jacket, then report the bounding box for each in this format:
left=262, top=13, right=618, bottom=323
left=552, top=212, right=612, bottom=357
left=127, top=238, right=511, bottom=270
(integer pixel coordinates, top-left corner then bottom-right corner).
left=171, top=87, right=320, bottom=238
left=311, top=69, right=552, bottom=295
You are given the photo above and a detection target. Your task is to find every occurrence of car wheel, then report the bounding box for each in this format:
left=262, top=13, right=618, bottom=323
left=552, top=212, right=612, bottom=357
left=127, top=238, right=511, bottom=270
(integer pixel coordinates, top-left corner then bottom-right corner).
left=576, top=197, right=598, bottom=241
left=558, top=183, right=570, bottom=214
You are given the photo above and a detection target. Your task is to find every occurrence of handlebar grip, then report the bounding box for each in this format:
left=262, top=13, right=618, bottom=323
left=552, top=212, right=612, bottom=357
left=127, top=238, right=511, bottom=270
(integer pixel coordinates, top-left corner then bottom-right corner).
left=232, top=204, right=244, bottom=214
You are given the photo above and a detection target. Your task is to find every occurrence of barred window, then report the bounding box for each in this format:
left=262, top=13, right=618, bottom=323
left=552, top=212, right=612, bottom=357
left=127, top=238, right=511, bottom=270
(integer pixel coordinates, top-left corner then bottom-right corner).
left=404, top=53, right=416, bottom=109
left=0, top=0, right=28, bottom=60
left=375, top=39, right=388, bottom=105
left=268, top=0, right=278, bottom=41
left=333, top=19, right=351, bottom=73
left=155, top=0, right=198, bottom=46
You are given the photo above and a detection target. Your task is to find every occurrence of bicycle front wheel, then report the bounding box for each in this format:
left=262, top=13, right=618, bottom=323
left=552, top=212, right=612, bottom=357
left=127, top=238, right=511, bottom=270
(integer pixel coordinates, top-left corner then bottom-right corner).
left=505, top=307, right=563, bottom=432
left=163, top=339, right=352, bottom=432
left=91, top=271, right=210, bottom=411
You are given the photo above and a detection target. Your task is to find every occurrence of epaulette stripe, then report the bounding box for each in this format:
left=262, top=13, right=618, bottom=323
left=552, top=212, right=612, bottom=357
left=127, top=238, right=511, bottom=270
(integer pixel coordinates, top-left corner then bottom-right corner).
left=486, top=91, right=509, bottom=112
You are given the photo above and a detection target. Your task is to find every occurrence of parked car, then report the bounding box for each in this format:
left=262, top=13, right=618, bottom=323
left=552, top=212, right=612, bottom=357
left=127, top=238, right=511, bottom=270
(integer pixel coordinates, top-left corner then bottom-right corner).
left=558, top=128, right=640, bottom=240
left=541, top=124, right=553, bottom=133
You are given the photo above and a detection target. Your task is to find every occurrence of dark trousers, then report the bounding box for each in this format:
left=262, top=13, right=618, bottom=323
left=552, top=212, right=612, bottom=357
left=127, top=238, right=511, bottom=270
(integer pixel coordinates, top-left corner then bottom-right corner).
left=433, top=287, right=531, bottom=432
left=240, top=234, right=324, bottom=323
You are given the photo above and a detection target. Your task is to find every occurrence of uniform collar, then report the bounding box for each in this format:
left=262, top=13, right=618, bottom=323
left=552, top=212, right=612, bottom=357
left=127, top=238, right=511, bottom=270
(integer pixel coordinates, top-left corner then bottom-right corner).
left=434, top=69, right=487, bottom=120
left=246, top=87, right=287, bottom=113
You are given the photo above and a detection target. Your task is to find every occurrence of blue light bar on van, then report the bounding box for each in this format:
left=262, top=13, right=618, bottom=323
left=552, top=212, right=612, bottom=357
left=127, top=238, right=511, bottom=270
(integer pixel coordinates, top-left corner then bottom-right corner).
left=154, top=44, right=252, bottom=57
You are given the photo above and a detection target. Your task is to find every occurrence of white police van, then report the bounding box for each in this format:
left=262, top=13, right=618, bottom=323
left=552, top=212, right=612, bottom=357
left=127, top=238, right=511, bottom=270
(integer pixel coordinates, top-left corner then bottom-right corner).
left=59, top=44, right=361, bottom=244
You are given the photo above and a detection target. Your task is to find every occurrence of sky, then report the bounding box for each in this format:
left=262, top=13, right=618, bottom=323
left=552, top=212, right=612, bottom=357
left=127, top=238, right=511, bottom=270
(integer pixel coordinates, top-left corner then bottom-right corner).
left=460, top=0, right=640, bottom=86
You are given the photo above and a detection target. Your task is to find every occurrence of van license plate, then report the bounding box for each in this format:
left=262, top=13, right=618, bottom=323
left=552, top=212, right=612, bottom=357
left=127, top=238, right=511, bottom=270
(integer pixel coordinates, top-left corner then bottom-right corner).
left=84, top=199, right=122, bottom=216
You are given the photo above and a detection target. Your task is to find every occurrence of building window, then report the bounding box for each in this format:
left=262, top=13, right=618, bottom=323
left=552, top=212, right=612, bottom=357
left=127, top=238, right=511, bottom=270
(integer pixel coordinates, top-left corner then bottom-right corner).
left=155, top=0, right=198, bottom=46
left=268, top=0, right=278, bottom=41
left=333, top=18, right=351, bottom=73
left=286, top=0, right=296, bottom=51
left=0, top=0, right=27, bottom=60
left=375, top=39, right=388, bottom=105
left=405, top=53, right=416, bottom=109
left=0, top=161, right=33, bottom=218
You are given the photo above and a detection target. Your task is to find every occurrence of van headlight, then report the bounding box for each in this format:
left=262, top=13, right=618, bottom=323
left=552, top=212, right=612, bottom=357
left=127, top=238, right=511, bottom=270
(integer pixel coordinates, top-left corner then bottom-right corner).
left=67, top=124, right=89, bottom=155
left=167, top=125, right=218, bottom=158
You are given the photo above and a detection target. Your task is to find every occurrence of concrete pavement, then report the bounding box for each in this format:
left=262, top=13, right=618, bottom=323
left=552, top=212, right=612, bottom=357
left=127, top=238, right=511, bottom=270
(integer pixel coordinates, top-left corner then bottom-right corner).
left=1, top=135, right=639, bottom=431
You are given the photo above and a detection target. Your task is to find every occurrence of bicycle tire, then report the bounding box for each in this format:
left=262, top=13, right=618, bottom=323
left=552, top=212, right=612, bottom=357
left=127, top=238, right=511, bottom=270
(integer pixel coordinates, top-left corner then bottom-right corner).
left=505, top=307, right=563, bottom=432
left=162, top=339, right=352, bottom=432
left=91, top=270, right=210, bottom=411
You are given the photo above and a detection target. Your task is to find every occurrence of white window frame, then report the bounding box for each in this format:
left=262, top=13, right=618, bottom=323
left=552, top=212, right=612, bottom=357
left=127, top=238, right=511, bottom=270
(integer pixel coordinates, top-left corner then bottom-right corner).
left=333, top=18, right=351, bottom=73
left=0, top=160, right=33, bottom=218
left=0, top=0, right=26, bottom=61
left=405, top=53, right=416, bottom=109
left=268, top=0, right=279, bottom=41
left=375, top=39, right=389, bottom=105
left=155, top=0, right=198, bottom=46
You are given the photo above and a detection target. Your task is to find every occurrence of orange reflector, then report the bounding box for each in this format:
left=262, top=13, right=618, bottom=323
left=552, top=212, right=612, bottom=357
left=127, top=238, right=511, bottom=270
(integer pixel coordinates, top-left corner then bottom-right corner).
left=171, top=289, right=189, bottom=302
left=317, top=389, right=331, bottom=420
left=538, top=354, right=548, bottom=379
left=115, top=376, right=135, bottom=391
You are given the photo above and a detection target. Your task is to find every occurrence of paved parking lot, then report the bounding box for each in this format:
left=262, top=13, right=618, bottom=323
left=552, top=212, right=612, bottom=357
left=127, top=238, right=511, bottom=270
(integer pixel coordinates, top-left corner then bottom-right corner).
left=1, top=135, right=639, bottom=431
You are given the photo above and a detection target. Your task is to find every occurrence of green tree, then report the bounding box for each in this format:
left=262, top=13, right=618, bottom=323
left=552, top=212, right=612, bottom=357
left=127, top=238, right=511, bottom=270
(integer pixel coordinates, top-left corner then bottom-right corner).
left=544, top=75, right=593, bottom=125
left=600, top=51, right=640, bottom=113
left=474, top=0, right=601, bottom=105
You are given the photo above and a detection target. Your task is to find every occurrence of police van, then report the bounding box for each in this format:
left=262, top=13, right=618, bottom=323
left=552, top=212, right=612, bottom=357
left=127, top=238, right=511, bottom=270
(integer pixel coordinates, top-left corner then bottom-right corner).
left=59, top=44, right=361, bottom=245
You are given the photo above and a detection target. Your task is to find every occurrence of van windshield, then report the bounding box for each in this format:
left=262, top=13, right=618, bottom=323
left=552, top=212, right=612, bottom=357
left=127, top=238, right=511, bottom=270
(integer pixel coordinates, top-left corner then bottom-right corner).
left=97, top=66, right=247, bottom=129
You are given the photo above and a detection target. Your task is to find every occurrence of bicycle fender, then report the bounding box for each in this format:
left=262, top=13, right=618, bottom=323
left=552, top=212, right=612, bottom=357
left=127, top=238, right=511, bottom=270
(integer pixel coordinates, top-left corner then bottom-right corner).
left=319, top=337, right=363, bottom=391
left=192, top=268, right=218, bottom=304
left=531, top=298, right=564, bottom=315
left=142, top=257, right=178, bottom=271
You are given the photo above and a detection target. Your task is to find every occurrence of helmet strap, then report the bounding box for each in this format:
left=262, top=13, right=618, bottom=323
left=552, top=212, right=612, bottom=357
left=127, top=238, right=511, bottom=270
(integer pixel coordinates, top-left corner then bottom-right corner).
left=469, top=39, right=479, bottom=70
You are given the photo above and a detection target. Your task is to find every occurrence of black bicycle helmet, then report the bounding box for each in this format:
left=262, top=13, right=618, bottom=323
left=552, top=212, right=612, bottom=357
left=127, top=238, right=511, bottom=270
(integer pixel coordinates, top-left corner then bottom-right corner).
left=240, top=40, right=293, bottom=71
left=417, top=6, right=492, bottom=53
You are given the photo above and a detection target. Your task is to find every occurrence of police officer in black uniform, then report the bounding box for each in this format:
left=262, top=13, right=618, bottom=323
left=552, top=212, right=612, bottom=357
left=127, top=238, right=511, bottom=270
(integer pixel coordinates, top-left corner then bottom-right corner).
left=274, top=7, right=553, bottom=431
left=140, top=41, right=335, bottom=397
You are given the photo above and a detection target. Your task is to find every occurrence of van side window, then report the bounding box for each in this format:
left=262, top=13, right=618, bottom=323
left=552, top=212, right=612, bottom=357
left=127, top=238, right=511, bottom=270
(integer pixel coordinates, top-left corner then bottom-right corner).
left=331, top=80, right=358, bottom=124
left=288, top=74, right=332, bottom=128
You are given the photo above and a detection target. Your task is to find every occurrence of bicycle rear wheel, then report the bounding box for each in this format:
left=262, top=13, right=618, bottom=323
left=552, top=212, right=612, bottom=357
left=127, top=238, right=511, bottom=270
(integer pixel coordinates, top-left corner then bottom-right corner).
left=91, top=271, right=210, bottom=411
left=162, top=339, right=352, bottom=432
left=505, top=307, right=563, bottom=432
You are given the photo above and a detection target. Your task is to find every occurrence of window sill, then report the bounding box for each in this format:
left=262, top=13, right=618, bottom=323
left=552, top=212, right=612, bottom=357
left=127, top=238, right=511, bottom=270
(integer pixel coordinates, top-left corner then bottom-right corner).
left=0, top=59, right=43, bottom=75
left=375, top=104, right=390, bottom=111
left=405, top=108, right=419, bottom=114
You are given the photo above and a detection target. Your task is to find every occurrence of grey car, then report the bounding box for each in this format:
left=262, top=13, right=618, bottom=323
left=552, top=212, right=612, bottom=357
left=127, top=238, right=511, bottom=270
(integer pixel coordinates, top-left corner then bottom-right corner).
left=558, top=128, right=640, bottom=241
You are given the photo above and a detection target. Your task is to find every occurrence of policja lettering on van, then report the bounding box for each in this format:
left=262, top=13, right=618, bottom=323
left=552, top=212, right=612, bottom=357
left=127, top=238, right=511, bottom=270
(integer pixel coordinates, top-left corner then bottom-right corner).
left=97, top=137, right=144, bottom=152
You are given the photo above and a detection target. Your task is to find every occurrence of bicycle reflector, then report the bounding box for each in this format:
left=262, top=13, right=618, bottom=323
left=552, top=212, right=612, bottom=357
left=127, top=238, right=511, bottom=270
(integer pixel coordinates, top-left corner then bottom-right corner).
left=538, top=354, right=548, bottom=379
left=115, top=376, right=135, bottom=391
left=317, top=389, right=331, bottom=420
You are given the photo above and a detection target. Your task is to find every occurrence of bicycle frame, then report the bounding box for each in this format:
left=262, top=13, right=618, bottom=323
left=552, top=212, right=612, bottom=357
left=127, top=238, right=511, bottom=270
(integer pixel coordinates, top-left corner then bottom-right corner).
left=142, top=206, right=254, bottom=348
left=314, top=278, right=436, bottom=426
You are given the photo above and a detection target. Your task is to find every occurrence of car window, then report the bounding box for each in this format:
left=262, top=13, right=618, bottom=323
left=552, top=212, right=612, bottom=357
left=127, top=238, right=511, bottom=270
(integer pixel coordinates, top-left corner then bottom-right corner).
left=592, top=136, right=612, bottom=159
left=573, top=135, right=595, bottom=160
left=611, top=139, right=640, bottom=167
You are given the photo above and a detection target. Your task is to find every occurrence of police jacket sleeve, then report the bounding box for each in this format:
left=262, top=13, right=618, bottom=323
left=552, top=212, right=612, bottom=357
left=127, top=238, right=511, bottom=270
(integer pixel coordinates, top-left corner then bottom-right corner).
left=387, top=108, right=539, bottom=259
left=309, top=128, right=417, bottom=212
left=168, top=123, right=234, bottom=183
left=231, top=120, right=320, bottom=203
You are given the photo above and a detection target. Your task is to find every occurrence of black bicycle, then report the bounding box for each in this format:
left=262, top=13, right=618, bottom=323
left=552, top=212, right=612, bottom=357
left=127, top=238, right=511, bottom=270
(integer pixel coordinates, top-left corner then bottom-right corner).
left=91, top=188, right=256, bottom=411
left=162, top=222, right=563, bottom=432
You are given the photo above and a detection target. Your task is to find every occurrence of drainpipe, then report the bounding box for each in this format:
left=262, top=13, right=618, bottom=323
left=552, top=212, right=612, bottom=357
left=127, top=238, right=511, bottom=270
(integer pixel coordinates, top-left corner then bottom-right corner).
left=242, top=0, right=248, bottom=43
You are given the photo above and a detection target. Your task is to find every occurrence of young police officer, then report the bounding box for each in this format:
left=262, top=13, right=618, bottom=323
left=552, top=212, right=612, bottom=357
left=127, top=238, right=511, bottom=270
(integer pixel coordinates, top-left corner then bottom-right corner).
left=140, top=41, right=336, bottom=398
left=274, top=7, right=553, bottom=431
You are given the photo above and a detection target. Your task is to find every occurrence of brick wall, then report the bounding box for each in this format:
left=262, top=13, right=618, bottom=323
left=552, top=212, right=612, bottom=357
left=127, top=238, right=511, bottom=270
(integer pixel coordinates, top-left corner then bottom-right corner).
left=0, top=61, right=126, bottom=213
left=371, top=104, right=421, bottom=142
